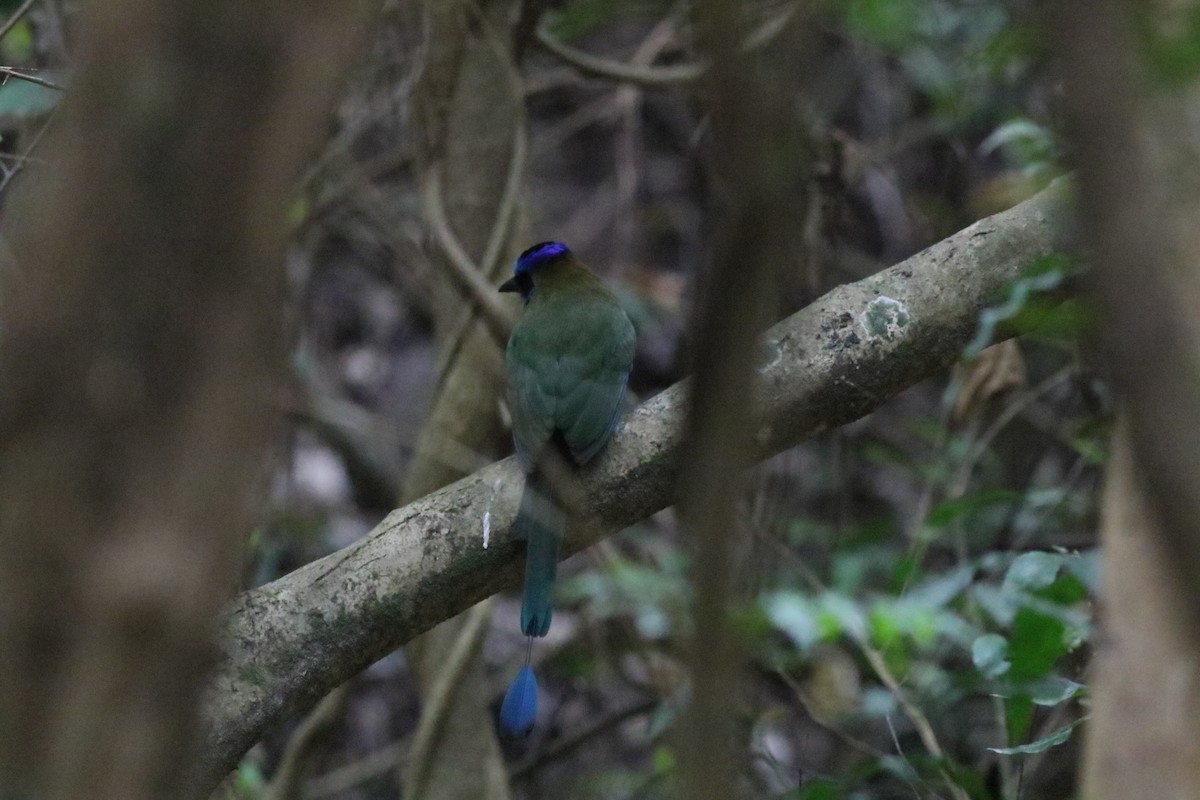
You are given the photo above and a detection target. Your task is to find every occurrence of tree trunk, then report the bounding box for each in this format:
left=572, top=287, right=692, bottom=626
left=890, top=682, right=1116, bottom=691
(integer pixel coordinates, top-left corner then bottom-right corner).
left=1082, top=420, right=1200, bottom=799
left=400, top=1, right=524, bottom=798
left=1054, top=2, right=1200, bottom=796
left=0, top=1, right=367, bottom=798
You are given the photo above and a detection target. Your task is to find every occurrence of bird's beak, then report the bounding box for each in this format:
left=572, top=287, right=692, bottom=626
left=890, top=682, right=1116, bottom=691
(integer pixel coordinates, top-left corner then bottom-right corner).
left=499, top=277, right=519, bottom=293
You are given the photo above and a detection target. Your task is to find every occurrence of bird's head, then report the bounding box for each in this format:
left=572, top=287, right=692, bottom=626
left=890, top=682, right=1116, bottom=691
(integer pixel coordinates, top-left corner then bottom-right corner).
left=499, top=241, right=571, bottom=302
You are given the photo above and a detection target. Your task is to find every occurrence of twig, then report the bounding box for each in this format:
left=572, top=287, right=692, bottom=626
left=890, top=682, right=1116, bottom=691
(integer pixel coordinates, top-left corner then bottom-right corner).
left=534, top=23, right=704, bottom=86
left=612, top=17, right=677, bottom=256
left=884, top=714, right=940, bottom=800
left=510, top=697, right=656, bottom=780
left=533, top=92, right=626, bottom=156
left=477, top=13, right=528, bottom=281
left=265, top=684, right=350, bottom=800
left=773, top=666, right=881, bottom=759
left=858, top=642, right=970, bottom=800
left=0, top=111, right=52, bottom=194
left=305, top=145, right=414, bottom=219
left=294, top=387, right=405, bottom=513
left=0, top=0, right=39, bottom=44
left=428, top=11, right=527, bottom=380
left=534, top=3, right=801, bottom=88
left=0, top=66, right=65, bottom=91
left=303, top=742, right=405, bottom=799
left=421, top=169, right=515, bottom=344
left=949, top=365, right=1077, bottom=496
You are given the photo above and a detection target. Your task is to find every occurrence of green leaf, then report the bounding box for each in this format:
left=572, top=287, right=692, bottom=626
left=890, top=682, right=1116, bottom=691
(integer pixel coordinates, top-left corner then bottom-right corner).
left=1028, top=677, right=1085, bottom=707
left=1069, top=434, right=1108, bottom=465
left=234, top=759, right=266, bottom=794
left=972, top=633, right=1010, bottom=678
left=1007, top=296, right=1092, bottom=341
left=841, top=0, right=923, bottom=48
left=1064, top=549, right=1100, bottom=594
left=889, top=554, right=920, bottom=593
left=1003, top=551, right=1063, bottom=593
left=971, top=583, right=1017, bottom=626
left=876, top=754, right=919, bottom=782
left=965, top=254, right=1080, bottom=356
left=900, top=564, right=975, bottom=608
left=868, top=606, right=900, bottom=651
left=1008, top=608, right=1067, bottom=682
left=1134, top=7, right=1200, bottom=85
left=796, top=778, right=842, bottom=800
left=1004, top=694, right=1034, bottom=745
left=818, top=592, right=868, bottom=642
left=937, top=756, right=994, bottom=800
left=652, top=744, right=676, bottom=774
left=870, top=602, right=929, bottom=649
left=1038, top=569, right=1088, bottom=606
left=765, top=592, right=820, bottom=650
left=990, top=717, right=1087, bottom=755
left=0, top=18, right=32, bottom=61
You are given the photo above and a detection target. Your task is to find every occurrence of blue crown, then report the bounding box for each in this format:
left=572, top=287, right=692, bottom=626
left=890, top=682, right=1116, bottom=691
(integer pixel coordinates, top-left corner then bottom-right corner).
left=515, top=241, right=569, bottom=274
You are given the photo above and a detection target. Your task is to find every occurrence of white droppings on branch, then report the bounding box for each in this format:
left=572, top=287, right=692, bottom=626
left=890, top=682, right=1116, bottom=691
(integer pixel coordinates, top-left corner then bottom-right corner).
left=483, top=478, right=504, bottom=549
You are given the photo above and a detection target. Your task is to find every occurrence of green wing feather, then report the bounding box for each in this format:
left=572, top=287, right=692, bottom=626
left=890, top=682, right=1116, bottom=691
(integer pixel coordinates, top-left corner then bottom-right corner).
left=506, top=286, right=634, bottom=466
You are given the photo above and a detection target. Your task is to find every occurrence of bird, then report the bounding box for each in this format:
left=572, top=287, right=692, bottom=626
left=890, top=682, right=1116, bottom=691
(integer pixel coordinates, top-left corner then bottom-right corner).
left=497, top=241, right=636, bottom=737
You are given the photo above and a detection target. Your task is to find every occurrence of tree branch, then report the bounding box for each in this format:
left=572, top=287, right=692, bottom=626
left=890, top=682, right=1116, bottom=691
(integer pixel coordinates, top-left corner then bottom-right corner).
left=191, top=178, right=1072, bottom=796
left=0, top=67, right=65, bottom=91
left=534, top=22, right=704, bottom=86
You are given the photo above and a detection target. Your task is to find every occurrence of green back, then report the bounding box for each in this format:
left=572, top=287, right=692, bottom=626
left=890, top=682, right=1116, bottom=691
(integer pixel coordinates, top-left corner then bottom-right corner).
left=505, top=266, right=635, bottom=467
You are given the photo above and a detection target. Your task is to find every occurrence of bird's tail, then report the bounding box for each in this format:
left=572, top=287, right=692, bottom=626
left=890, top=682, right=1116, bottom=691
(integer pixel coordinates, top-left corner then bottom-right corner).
left=499, top=661, right=538, bottom=738
left=515, top=469, right=562, bottom=637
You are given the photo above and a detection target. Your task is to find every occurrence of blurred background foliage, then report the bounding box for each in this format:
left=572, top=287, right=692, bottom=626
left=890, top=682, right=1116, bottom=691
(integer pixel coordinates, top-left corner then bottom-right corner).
left=0, top=0, right=1096, bottom=798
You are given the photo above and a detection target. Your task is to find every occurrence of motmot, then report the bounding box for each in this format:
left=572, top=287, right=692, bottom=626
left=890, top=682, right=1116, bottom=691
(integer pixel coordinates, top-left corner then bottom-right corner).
left=497, top=241, right=636, bottom=736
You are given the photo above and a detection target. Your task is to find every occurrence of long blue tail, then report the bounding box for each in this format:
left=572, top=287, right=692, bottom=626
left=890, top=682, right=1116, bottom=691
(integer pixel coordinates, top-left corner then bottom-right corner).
left=499, top=471, right=561, bottom=737
left=499, top=662, right=538, bottom=737
left=515, top=469, right=561, bottom=637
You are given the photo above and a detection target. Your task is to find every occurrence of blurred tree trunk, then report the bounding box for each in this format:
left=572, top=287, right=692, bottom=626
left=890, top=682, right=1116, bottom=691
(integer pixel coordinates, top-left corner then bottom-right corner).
left=675, top=3, right=812, bottom=796
left=1084, top=420, right=1200, bottom=799
left=0, top=0, right=366, bottom=798
left=399, top=1, right=523, bottom=799
left=1054, top=2, right=1200, bottom=797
